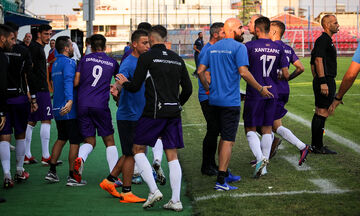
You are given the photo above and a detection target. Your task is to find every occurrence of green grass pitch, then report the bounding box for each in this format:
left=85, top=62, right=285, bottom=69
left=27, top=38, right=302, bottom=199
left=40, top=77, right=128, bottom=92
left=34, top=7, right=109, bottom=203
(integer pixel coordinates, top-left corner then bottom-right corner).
left=0, top=57, right=359, bottom=215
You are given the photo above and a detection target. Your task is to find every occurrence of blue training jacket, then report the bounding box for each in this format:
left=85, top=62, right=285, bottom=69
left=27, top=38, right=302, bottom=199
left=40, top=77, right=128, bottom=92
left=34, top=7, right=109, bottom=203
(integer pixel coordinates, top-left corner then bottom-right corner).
left=51, top=54, right=77, bottom=120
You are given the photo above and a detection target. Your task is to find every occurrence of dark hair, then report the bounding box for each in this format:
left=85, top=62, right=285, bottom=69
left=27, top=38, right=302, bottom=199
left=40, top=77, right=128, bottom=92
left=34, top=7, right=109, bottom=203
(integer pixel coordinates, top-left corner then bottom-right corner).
left=210, top=22, right=224, bottom=39
left=131, top=29, right=148, bottom=43
left=90, top=34, right=106, bottom=51
left=85, top=37, right=91, bottom=44
left=137, top=22, right=152, bottom=32
left=5, top=21, right=19, bottom=31
left=270, top=20, right=286, bottom=37
left=150, top=25, right=167, bottom=39
left=198, top=32, right=202, bottom=36
left=55, top=36, right=71, bottom=53
left=38, top=24, right=52, bottom=33
left=0, top=24, right=14, bottom=38
left=255, top=16, right=270, bottom=34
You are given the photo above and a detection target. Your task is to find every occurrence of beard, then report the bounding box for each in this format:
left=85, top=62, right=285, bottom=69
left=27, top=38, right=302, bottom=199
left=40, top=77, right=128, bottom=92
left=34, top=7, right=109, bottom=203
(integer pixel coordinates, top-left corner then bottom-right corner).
left=234, top=31, right=244, bottom=43
left=4, top=41, right=13, bottom=52
left=69, top=51, right=74, bottom=58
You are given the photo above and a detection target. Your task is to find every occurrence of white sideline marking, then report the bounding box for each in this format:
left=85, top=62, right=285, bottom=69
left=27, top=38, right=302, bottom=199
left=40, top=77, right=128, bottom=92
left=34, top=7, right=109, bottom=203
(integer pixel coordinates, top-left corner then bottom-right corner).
left=309, top=179, right=348, bottom=193
left=185, top=62, right=196, bottom=70
left=286, top=112, right=360, bottom=154
left=290, top=94, right=360, bottom=97
left=194, top=178, right=350, bottom=202
left=278, top=143, right=286, bottom=150
left=186, top=62, right=360, bottom=153
left=281, top=155, right=311, bottom=171
left=183, top=122, right=244, bottom=127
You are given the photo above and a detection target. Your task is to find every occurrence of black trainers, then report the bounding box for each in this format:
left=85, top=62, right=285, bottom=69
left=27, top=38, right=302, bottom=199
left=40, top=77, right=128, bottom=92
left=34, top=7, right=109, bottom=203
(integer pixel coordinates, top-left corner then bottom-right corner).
left=312, top=146, right=337, bottom=154
left=45, top=171, right=59, bottom=183
left=201, top=165, right=218, bottom=176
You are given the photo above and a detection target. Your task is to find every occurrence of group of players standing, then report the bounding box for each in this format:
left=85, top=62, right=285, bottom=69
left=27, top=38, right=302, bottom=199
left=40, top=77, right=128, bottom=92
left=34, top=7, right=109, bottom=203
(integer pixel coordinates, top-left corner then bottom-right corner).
left=0, top=12, right=347, bottom=210
left=0, top=21, right=192, bottom=211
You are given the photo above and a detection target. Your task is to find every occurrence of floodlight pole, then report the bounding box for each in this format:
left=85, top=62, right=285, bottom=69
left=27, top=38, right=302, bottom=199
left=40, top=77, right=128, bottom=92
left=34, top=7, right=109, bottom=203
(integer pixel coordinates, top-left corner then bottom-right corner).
left=84, top=0, right=94, bottom=37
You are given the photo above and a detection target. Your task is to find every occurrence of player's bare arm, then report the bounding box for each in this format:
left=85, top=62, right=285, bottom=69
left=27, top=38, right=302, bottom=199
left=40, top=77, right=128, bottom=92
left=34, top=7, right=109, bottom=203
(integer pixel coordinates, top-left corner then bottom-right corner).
left=238, top=66, right=274, bottom=98
left=193, top=44, right=200, bottom=53
left=315, top=57, right=329, bottom=96
left=0, top=116, right=5, bottom=131
left=74, top=72, right=80, bottom=87
left=280, top=67, right=290, bottom=81
left=197, top=64, right=209, bottom=91
left=288, top=60, right=305, bottom=81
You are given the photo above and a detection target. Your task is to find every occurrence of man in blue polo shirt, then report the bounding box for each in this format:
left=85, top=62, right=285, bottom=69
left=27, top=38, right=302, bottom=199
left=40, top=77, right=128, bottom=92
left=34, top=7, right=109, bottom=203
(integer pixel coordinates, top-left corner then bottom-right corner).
left=44, top=36, right=84, bottom=186
left=198, top=22, right=224, bottom=176
left=197, top=18, right=273, bottom=191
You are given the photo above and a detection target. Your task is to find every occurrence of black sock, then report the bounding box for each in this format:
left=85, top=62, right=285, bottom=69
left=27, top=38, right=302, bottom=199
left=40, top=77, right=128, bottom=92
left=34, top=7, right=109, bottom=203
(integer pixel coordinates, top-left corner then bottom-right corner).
left=311, top=113, right=326, bottom=149
left=50, top=163, right=56, bottom=173
left=107, top=174, right=117, bottom=182
left=69, top=171, right=74, bottom=178
left=256, top=126, right=262, bottom=135
left=217, top=171, right=227, bottom=184
left=122, top=186, right=131, bottom=193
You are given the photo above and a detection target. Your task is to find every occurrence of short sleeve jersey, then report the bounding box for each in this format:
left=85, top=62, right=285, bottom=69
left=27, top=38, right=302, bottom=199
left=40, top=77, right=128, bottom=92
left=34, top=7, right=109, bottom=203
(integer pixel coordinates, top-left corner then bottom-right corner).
left=352, top=44, right=360, bottom=64
left=200, top=38, right=248, bottom=107
left=116, top=54, right=146, bottom=121
left=311, top=32, right=337, bottom=77
left=274, top=40, right=299, bottom=95
left=197, top=42, right=212, bottom=102
left=245, top=38, right=288, bottom=99
left=194, top=38, right=204, bottom=54
left=77, top=52, right=119, bottom=108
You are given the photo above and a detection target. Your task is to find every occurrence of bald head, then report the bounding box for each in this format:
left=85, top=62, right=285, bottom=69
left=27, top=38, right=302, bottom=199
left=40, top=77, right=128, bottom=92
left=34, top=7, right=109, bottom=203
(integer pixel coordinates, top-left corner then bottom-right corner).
left=321, top=15, right=339, bottom=35
left=224, top=18, right=244, bottom=42
left=248, top=14, right=263, bottom=35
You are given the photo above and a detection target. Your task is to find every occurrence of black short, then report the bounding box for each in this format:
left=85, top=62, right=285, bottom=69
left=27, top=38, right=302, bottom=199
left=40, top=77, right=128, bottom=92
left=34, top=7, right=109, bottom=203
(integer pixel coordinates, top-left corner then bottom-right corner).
left=117, top=120, right=137, bottom=156
left=313, top=76, right=336, bottom=109
left=55, top=119, right=83, bottom=144
left=213, top=106, right=240, bottom=142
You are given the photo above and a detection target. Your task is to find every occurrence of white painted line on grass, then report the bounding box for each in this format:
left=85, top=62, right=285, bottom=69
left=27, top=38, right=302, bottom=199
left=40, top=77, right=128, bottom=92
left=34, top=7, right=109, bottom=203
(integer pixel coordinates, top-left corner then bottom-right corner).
left=281, top=155, right=311, bottom=171
left=185, top=62, right=196, bottom=70
left=278, top=143, right=286, bottom=150
left=286, top=112, right=360, bottom=154
left=182, top=122, right=244, bottom=127
left=186, top=61, right=360, bottom=153
left=309, top=179, right=348, bottom=193
left=194, top=179, right=350, bottom=202
left=290, top=94, right=360, bottom=97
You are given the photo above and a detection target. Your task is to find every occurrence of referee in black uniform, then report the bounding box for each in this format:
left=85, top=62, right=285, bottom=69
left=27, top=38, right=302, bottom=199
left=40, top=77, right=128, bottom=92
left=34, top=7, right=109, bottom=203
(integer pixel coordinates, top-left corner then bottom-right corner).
left=310, top=14, right=339, bottom=154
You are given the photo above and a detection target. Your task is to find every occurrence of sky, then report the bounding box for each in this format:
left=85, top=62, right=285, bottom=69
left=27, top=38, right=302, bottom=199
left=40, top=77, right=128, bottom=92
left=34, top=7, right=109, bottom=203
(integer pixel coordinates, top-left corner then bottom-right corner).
left=25, top=0, right=82, bottom=15
left=25, top=0, right=360, bottom=17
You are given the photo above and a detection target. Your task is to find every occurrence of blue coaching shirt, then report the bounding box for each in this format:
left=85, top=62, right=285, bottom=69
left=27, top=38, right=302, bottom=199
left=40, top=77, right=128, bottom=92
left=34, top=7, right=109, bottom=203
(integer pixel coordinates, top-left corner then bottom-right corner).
left=51, top=54, right=77, bottom=120
left=116, top=54, right=146, bottom=121
left=200, top=38, right=249, bottom=107
left=352, top=45, right=360, bottom=64
left=197, top=42, right=212, bottom=102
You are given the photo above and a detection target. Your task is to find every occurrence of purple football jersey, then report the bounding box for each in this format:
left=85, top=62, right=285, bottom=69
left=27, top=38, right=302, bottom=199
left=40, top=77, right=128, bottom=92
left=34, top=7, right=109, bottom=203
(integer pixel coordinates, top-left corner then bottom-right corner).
left=245, top=38, right=288, bottom=99
left=77, top=52, right=119, bottom=108
left=274, top=40, right=299, bottom=95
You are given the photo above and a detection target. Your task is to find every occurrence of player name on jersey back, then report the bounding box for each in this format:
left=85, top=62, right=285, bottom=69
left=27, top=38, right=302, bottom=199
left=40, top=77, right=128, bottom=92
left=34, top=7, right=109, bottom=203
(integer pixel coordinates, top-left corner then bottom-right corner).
left=77, top=52, right=119, bottom=108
